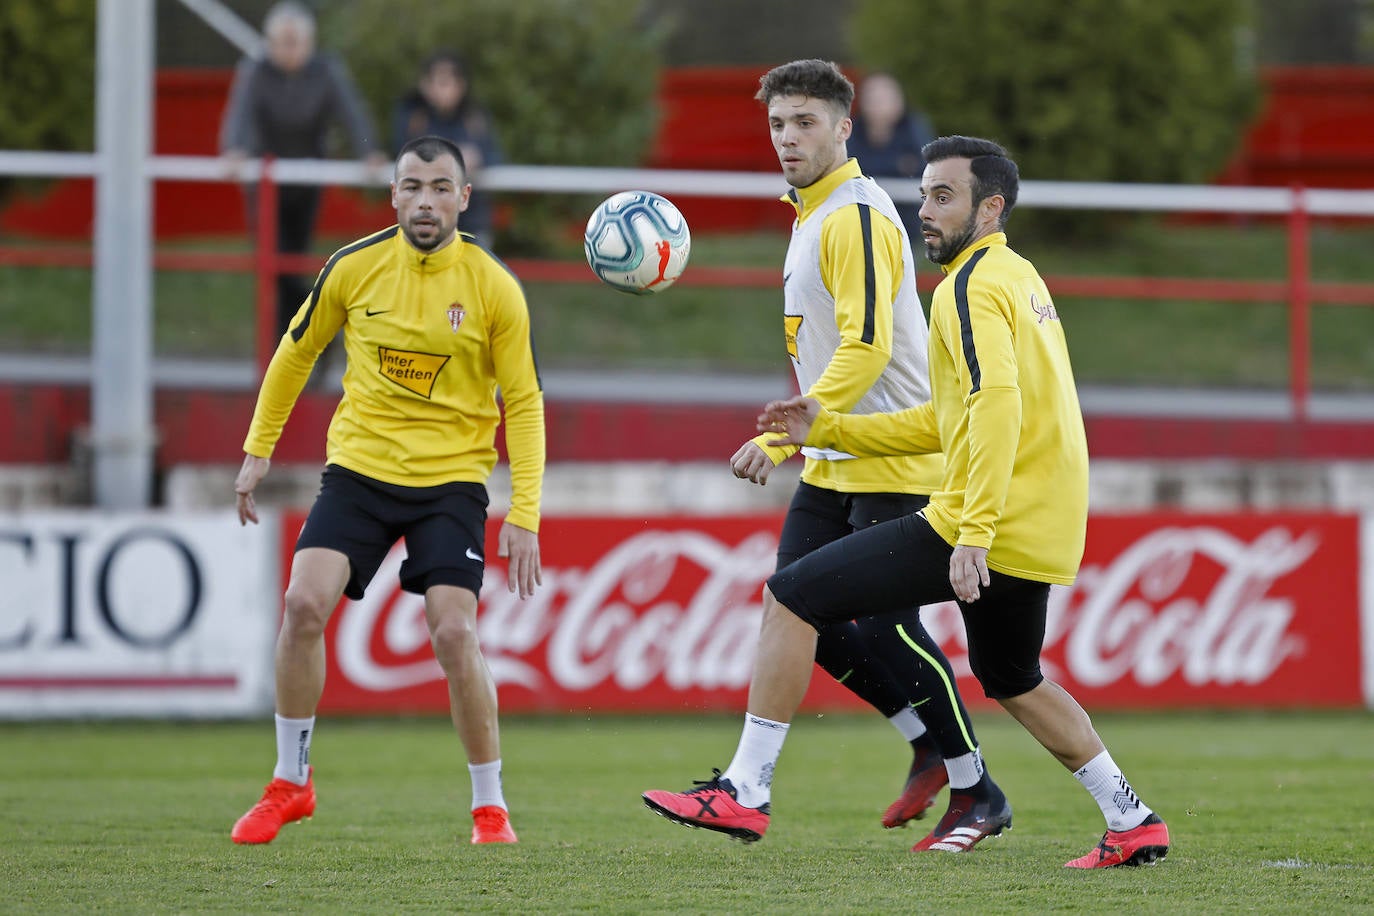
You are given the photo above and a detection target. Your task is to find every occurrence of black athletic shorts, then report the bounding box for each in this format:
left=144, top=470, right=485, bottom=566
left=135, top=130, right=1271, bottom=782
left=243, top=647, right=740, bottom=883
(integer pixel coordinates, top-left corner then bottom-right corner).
left=295, top=464, right=489, bottom=600
left=767, top=512, right=1050, bottom=699
left=776, top=481, right=928, bottom=570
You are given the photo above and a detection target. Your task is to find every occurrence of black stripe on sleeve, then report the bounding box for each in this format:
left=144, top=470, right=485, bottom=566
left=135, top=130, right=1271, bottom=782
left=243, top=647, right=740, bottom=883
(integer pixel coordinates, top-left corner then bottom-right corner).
left=953, top=246, right=990, bottom=394
left=290, top=226, right=399, bottom=342
left=856, top=204, right=876, bottom=344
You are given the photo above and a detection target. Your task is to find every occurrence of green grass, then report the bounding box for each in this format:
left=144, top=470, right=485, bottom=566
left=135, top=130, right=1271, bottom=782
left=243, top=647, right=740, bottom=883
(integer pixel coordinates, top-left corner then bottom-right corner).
left=4, top=711, right=1372, bottom=913
left=3, top=220, right=1374, bottom=389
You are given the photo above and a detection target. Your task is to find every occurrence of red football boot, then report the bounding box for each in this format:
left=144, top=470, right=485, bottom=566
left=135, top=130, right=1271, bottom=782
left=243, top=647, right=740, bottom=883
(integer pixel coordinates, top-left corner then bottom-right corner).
left=231, top=768, right=316, bottom=845
left=882, top=746, right=948, bottom=828
left=642, top=769, right=770, bottom=843
left=911, top=787, right=1012, bottom=853
left=471, top=805, right=519, bottom=844
left=1064, top=813, right=1170, bottom=868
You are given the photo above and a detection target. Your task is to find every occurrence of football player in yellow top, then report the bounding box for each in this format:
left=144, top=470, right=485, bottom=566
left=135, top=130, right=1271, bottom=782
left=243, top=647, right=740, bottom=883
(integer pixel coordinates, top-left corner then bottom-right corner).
left=712, top=136, right=1171, bottom=868
left=645, top=60, right=1004, bottom=849
left=230, top=135, right=543, bottom=847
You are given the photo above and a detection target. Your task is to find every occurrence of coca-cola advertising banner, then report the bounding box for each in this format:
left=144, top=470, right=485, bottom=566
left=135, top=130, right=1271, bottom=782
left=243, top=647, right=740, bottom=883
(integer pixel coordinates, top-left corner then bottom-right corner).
left=307, top=511, right=1371, bottom=714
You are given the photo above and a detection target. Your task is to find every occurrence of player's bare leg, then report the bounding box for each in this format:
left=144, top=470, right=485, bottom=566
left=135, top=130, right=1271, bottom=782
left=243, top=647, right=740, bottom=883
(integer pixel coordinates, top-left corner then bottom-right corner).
left=425, top=585, right=501, bottom=761
left=275, top=548, right=352, bottom=716
left=745, top=588, right=819, bottom=722
left=232, top=548, right=350, bottom=844
left=642, top=588, right=816, bottom=841
left=425, top=585, right=516, bottom=843
left=999, top=679, right=1168, bottom=867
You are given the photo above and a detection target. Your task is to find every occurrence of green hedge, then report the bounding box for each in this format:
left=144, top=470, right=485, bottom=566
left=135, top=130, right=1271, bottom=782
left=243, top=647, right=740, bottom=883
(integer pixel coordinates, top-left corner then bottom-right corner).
left=850, top=0, right=1260, bottom=186
left=0, top=1, right=96, bottom=205
left=326, top=0, right=669, bottom=253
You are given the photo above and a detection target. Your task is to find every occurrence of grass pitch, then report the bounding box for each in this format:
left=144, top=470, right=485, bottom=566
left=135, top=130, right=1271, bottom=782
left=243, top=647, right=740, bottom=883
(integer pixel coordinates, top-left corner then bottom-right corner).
left=3, top=710, right=1372, bottom=913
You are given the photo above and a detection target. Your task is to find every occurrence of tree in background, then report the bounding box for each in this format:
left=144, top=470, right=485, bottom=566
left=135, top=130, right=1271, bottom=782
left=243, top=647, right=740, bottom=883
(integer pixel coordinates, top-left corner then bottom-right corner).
left=327, top=0, right=670, bottom=254
left=850, top=0, right=1259, bottom=188
left=0, top=0, right=96, bottom=204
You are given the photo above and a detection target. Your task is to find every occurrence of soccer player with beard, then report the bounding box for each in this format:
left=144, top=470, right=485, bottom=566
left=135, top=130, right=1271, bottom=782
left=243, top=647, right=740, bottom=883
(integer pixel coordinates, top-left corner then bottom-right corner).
left=645, top=59, right=1004, bottom=849
left=653, top=134, right=1171, bottom=868
left=230, top=135, right=544, bottom=847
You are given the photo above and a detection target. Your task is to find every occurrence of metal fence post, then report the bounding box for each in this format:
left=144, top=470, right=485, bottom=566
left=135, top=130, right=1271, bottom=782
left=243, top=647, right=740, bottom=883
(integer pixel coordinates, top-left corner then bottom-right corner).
left=255, top=156, right=278, bottom=378
left=1287, top=185, right=1311, bottom=422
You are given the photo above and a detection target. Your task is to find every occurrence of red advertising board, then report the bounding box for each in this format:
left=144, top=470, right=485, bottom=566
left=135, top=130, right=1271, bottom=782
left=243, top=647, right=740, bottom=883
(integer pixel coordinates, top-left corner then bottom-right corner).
left=296, top=511, right=1365, bottom=714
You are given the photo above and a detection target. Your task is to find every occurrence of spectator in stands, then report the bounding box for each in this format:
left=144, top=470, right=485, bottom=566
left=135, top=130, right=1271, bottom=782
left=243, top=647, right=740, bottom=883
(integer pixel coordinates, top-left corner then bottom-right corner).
left=219, top=1, right=387, bottom=338
left=846, top=72, right=936, bottom=240
left=392, top=51, right=504, bottom=247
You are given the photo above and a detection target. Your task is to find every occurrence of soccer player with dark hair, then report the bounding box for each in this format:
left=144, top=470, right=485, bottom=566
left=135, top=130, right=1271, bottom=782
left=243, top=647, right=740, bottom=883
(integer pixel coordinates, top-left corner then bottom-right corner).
left=644, top=129, right=1171, bottom=868
left=645, top=59, right=1005, bottom=846
left=230, top=134, right=544, bottom=847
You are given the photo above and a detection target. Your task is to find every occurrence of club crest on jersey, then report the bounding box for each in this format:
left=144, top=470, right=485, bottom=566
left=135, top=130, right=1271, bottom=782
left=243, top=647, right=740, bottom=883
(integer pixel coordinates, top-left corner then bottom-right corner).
left=447, top=303, right=466, bottom=333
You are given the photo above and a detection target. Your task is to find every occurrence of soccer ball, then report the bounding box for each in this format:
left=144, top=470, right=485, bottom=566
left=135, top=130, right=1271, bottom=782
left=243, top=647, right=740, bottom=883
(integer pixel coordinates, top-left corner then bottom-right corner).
left=584, top=190, right=691, bottom=294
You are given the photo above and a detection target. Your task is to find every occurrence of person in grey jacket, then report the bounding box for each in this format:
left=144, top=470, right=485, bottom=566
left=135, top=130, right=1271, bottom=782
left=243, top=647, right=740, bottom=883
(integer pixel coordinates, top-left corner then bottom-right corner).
left=219, top=1, right=385, bottom=337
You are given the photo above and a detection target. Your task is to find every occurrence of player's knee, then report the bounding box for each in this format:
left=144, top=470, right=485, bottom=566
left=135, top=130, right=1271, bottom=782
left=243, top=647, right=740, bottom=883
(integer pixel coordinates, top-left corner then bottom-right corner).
left=280, top=585, right=335, bottom=639
left=429, top=615, right=480, bottom=670
left=762, top=584, right=821, bottom=632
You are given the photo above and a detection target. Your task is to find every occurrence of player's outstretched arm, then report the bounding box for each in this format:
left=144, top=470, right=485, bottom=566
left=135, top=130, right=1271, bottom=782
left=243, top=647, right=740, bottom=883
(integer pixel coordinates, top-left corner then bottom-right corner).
left=234, top=453, right=271, bottom=526
left=764, top=396, right=940, bottom=458
left=498, top=520, right=542, bottom=599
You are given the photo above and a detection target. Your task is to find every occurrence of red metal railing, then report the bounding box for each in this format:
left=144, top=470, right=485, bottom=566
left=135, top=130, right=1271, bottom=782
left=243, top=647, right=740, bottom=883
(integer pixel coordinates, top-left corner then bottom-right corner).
left=1, top=174, right=1371, bottom=421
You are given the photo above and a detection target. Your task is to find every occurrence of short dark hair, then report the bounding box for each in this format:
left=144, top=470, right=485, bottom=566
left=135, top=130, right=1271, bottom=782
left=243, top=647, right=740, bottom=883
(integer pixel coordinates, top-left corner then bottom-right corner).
left=922, top=135, right=1019, bottom=226
left=754, top=59, right=854, bottom=121
left=395, top=135, right=467, bottom=180
left=421, top=49, right=468, bottom=81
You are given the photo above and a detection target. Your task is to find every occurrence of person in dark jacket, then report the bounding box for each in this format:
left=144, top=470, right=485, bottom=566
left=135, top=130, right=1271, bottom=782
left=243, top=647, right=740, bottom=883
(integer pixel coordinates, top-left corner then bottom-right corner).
left=846, top=72, right=936, bottom=241
left=219, top=1, right=385, bottom=337
left=392, top=51, right=504, bottom=247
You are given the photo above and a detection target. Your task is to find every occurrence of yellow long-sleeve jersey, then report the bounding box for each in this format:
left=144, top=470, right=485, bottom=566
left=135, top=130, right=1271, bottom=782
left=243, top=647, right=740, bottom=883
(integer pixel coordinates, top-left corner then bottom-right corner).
left=242, top=227, right=545, bottom=532
left=808, top=232, right=1088, bottom=584
left=750, top=158, right=943, bottom=495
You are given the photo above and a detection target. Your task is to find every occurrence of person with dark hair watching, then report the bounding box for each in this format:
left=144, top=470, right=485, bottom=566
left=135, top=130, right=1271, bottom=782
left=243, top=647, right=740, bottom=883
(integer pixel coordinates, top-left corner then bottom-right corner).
left=846, top=71, right=936, bottom=240
left=392, top=50, right=504, bottom=247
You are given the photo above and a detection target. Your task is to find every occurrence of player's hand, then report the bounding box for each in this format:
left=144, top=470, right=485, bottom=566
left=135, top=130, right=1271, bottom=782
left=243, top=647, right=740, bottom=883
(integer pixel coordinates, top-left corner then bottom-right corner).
left=730, top=441, right=776, bottom=485
left=234, top=453, right=271, bottom=526
left=498, top=521, right=542, bottom=599
left=758, top=396, right=821, bottom=447
left=950, top=545, right=990, bottom=603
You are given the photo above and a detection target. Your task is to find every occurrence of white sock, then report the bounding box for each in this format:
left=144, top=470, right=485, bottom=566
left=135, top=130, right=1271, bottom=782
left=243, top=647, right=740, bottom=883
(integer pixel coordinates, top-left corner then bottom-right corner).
left=469, top=759, right=507, bottom=811
left=888, top=706, right=927, bottom=742
left=944, top=749, right=985, bottom=790
left=273, top=714, right=314, bottom=785
left=722, top=713, right=790, bottom=808
left=1074, top=750, right=1153, bottom=831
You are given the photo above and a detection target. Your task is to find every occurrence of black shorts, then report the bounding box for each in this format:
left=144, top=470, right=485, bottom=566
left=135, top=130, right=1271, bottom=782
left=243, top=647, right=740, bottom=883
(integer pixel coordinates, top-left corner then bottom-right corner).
left=776, top=481, right=928, bottom=570
left=767, top=512, right=1050, bottom=699
left=295, top=465, right=489, bottom=600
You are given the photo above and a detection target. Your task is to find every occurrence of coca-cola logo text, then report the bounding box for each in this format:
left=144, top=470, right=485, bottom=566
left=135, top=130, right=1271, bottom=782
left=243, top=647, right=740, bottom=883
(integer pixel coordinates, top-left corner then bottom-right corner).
left=318, top=514, right=1361, bottom=710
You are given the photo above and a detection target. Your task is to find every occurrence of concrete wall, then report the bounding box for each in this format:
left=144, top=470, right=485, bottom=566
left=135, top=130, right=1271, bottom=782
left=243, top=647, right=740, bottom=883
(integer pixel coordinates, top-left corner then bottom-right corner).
left=7, top=460, right=1374, bottom=515
left=167, top=459, right=1374, bottom=515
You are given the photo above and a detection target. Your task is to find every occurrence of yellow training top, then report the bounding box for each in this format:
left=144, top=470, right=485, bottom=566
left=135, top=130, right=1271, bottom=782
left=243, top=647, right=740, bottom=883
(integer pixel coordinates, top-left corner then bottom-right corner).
left=243, top=227, right=546, bottom=532
left=751, top=158, right=943, bottom=495
left=809, top=232, right=1088, bottom=584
